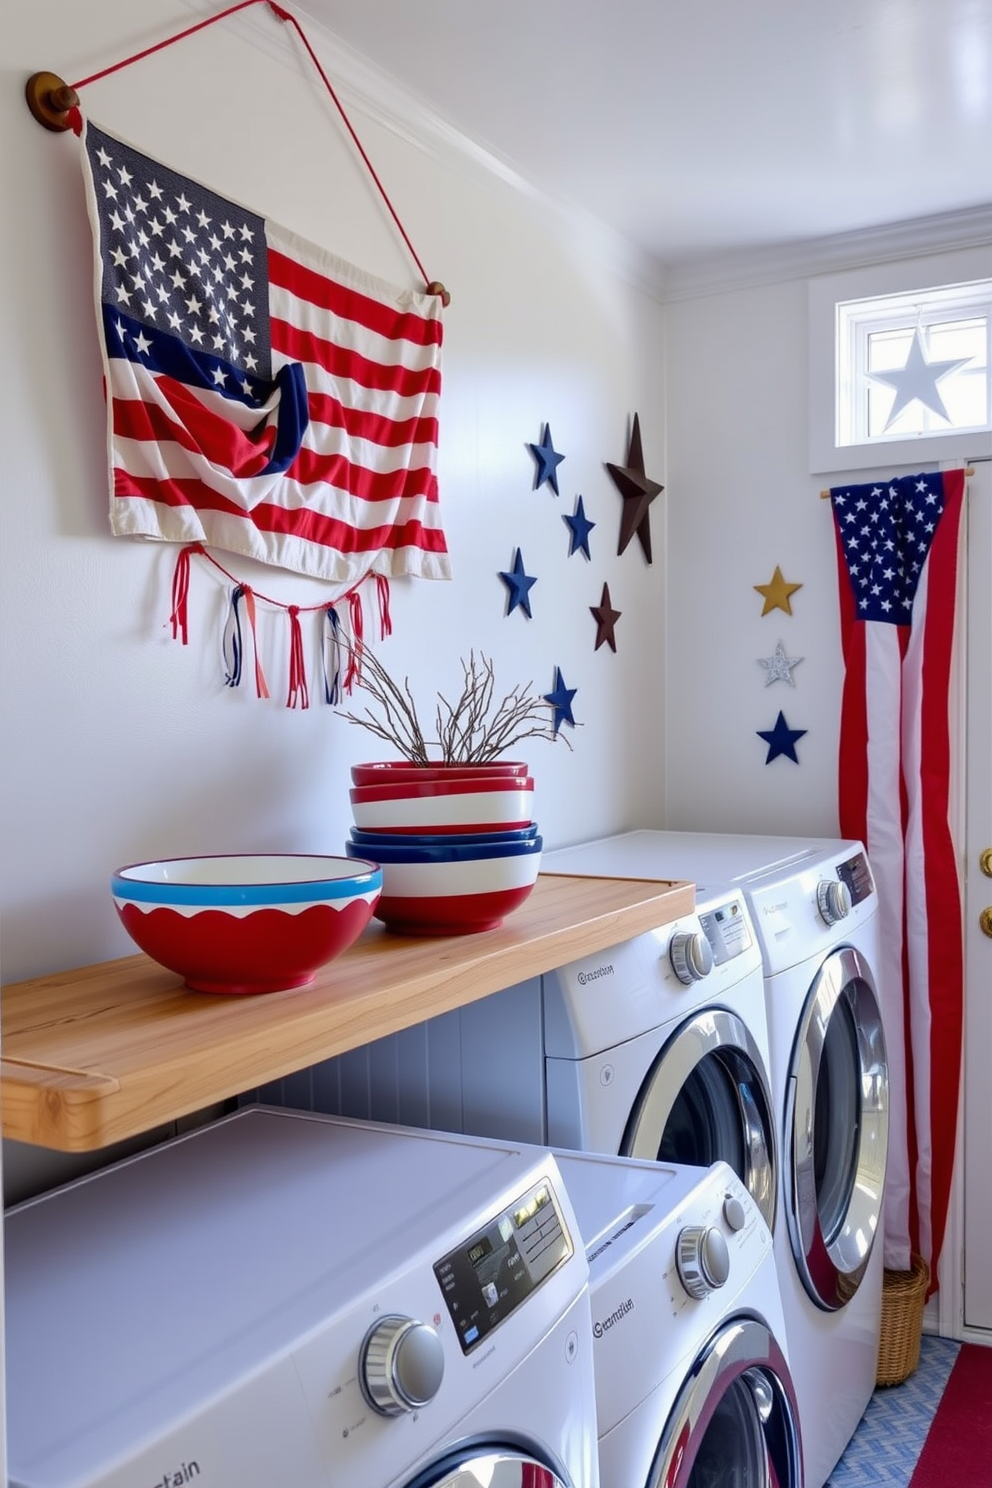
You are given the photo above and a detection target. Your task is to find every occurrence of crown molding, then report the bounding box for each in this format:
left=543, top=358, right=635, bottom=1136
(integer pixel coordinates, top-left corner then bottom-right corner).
left=660, top=203, right=992, bottom=301
left=174, top=1, right=989, bottom=304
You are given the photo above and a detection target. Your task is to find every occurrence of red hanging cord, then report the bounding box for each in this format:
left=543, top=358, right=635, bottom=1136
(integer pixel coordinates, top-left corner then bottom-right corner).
left=68, top=0, right=437, bottom=292
left=71, top=1, right=263, bottom=89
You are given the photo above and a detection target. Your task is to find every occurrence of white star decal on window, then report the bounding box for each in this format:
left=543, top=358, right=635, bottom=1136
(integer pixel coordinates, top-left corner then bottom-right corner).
left=868, top=326, right=971, bottom=430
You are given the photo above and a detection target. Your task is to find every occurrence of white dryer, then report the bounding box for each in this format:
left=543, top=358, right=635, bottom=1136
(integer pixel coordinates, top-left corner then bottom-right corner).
left=5, top=1106, right=600, bottom=1488
left=256, top=884, right=779, bottom=1236
left=553, top=1150, right=803, bottom=1488
left=544, top=831, right=889, bottom=1488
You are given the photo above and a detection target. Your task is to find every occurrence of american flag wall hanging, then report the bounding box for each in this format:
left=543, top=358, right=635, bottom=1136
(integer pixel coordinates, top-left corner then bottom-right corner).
left=829, top=466, right=966, bottom=1286
left=78, top=118, right=451, bottom=590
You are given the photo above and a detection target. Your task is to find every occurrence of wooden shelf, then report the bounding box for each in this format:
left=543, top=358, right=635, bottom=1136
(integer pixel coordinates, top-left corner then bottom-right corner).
left=1, top=873, right=694, bottom=1153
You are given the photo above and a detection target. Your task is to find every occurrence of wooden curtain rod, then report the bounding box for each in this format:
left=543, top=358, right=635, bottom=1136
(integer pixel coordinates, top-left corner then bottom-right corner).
left=820, top=467, right=975, bottom=497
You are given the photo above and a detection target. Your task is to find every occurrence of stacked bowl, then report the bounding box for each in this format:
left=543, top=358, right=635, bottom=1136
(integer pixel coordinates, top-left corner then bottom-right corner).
left=345, top=761, right=542, bottom=935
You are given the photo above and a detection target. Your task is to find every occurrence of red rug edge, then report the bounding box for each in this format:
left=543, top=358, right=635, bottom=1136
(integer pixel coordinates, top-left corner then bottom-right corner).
left=909, top=1342, right=992, bottom=1486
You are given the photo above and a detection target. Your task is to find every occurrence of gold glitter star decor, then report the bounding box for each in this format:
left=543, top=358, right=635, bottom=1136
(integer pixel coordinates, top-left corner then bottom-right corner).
left=754, top=566, right=802, bottom=616
left=605, top=413, right=663, bottom=563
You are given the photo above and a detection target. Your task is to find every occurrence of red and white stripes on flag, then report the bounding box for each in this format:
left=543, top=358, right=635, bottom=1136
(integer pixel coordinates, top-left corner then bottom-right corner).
left=830, top=467, right=966, bottom=1282
left=79, top=119, right=450, bottom=588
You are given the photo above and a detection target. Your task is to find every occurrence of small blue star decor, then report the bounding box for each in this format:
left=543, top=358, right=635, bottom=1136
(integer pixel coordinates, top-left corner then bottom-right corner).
left=528, top=423, right=565, bottom=495
left=563, top=495, right=596, bottom=559
left=498, top=547, right=538, bottom=618
left=757, top=711, right=807, bottom=764
left=544, top=667, right=577, bottom=734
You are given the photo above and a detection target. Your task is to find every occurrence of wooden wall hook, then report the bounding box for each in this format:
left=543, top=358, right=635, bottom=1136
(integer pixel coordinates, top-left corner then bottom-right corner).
left=426, top=281, right=451, bottom=308
left=25, top=72, right=79, bottom=132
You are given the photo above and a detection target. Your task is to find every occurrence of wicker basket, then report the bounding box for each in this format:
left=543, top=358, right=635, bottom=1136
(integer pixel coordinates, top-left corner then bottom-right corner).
left=875, top=1253, right=930, bottom=1386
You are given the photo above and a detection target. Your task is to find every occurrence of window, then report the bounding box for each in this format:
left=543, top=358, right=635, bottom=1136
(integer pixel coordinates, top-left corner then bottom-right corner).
left=808, top=249, right=992, bottom=475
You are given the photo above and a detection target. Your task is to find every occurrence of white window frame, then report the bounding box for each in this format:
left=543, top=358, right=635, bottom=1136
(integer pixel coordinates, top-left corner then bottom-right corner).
left=808, top=246, right=992, bottom=475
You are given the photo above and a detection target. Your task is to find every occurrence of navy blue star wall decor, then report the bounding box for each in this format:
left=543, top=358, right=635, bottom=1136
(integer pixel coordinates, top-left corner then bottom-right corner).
left=528, top=423, right=565, bottom=495
left=605, top=412, right=663, bottom=563
left=757, top=711, right=807, bottom=764
left=591, top=583, right=622, bottom=652
left=563, top=495, right=596, bottom=559
left=499, top=548, right=538, bottom=618
left=544, top=667, right=577, bottom=734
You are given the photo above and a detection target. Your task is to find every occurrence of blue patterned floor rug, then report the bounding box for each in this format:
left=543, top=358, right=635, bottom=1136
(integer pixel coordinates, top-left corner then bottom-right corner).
left=827, top=1335, right=962, bottom=1487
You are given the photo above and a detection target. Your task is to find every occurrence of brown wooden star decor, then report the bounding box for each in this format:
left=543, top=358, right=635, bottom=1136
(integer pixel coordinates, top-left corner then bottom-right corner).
left=591, top=582, right=622, bottom=651
left=605, top=412, right=663, bottom=563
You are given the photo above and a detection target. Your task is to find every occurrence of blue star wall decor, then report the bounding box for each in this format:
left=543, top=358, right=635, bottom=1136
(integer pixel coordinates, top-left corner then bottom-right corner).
left=544, top=667, right=577, bottom=734
left=757, top=711, right=807, bottom=764
left=498, top=547, right=538, bottom=618
left=528, top=423, right=566, bottom=495
left=563, top=495, right=596, bottom=559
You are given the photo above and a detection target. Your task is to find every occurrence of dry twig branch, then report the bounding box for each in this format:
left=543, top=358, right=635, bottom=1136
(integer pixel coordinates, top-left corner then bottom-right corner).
left=339, top=644, right=567, bottom=763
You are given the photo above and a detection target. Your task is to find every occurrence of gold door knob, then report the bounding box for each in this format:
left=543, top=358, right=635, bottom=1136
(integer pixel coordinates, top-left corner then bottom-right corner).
left=981, top=848, right=992, bottom=878
left=981, top=907, right=992, bottom=939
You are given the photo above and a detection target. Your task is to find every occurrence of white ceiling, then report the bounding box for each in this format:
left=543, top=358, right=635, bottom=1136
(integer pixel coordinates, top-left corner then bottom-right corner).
left=297, top=0, right=992, bottom=270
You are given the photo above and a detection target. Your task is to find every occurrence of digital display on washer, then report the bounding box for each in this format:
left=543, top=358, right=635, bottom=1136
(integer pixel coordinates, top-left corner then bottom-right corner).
left=837, top=851, right=874, bottom=905
left=698, top=896, right=752, bottom=963
left=434, top=1181, right=573, bottom=1354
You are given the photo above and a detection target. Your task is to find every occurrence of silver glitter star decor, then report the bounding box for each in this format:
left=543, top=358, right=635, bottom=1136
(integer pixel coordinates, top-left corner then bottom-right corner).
left=758, top=640, right=803, bottom=687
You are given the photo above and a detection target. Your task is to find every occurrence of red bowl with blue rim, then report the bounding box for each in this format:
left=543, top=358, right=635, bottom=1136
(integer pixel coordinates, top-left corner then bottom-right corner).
left=111, top=854, right=382, bottom=994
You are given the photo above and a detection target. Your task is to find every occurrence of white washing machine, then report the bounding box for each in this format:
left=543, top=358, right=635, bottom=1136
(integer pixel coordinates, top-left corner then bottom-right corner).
left=5, top=1106, right=600, bottom=1488
left=553, top=1150, right=803, bottom=1488
left=255, top=884, right=779, bottom=1236
left=543, top=831, right=889, bottom=1488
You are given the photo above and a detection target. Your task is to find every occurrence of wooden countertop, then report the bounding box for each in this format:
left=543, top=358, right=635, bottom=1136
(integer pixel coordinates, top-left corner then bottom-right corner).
left=1, top=872, right=694, bottom=1153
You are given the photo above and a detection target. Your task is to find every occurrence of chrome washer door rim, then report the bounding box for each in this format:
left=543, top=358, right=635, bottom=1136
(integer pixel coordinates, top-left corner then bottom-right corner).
left=646, top=1315, right=802, bottom=1488
left=786, top=944, right=889, bottom=1309
left=411, top=1447, right=568, bottom=1488
left=622, top=1007, right=777, bottom=1233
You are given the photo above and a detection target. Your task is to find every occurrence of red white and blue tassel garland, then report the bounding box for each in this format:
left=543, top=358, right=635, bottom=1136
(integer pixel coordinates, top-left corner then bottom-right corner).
left=169, top=544, right=390, bottom=709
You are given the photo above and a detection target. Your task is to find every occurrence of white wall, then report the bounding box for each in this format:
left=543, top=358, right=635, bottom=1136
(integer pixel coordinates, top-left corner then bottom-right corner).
left=662, top=251, right=986, bottom=834
left=1, top=5, right=668, bottom=1206
left=1, top=1, right=669, bottom=985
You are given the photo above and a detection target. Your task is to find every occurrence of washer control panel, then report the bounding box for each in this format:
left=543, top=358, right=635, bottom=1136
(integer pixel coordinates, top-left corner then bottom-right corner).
left=434, top=1179, right=573, bottom=1353
left=836, top=849, right=874, bottom=906
left=697, top=895, right=753, bottom=964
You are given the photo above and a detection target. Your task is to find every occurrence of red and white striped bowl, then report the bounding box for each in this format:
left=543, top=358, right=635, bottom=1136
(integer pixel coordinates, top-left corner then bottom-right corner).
left=344, top=836, right=542, bottom=935
left=350, top=760, right=530, bottom=786
left=349, top=775, right=535, bottom=835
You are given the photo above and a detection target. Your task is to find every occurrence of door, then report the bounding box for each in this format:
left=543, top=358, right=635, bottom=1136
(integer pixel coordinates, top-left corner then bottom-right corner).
left=647, top=1317, right=802, bottom=1488
left=407, top=1449, right=568, bottom=1488
left=963, top=459, right=992, bottom=1331
left=621, top=1009, right=777, bottom=1233
left=785, top=946, right=889, bottom=1309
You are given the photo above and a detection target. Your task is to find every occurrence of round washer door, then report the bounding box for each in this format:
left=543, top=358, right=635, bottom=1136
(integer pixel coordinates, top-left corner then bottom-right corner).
left=406, top=1446, right=567, bottom=1488
left=647, top=1315, right=802, bottom=1488
left=786, top=943, right=888, bottom=1310
left=620, top=1009, right=777, bottom=1233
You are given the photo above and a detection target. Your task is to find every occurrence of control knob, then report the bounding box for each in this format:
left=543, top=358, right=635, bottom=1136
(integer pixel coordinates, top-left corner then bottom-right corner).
left=723, top=1193, right=748, bottom=1232
left=816, top=878, right=852, bottom=926
left=676, top=1224, right=730, bottom=1299
left=669, top=931, right=714, bottom=986
left=360, top=1315, right=445, bottom=1415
